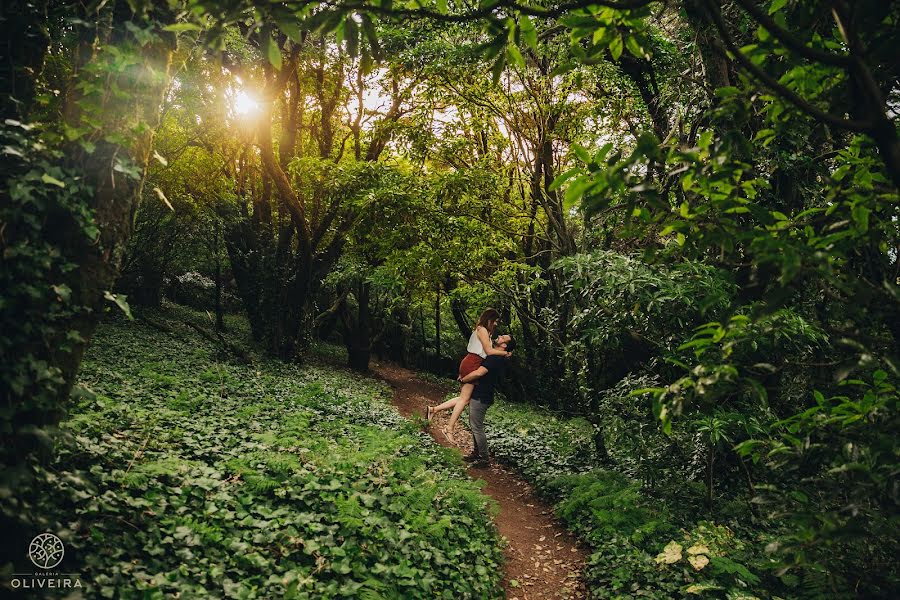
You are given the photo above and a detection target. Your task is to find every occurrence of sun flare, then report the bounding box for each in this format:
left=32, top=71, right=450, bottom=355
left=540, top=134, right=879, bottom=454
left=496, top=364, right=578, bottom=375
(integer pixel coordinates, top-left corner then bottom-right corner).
left=233, top=90, right=259, bottom=117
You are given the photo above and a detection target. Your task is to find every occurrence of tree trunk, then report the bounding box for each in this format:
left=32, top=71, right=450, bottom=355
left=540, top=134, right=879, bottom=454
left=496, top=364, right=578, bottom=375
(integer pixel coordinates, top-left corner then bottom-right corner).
left=434, top=283, right=441, bottom=358
left=47, top=10, right=177, bottom=405
left=451, top=297, right=472, bottom=340
left=344, top=282, right=372, bottom=372
left=1, top=1, right=175, bottom=569
left=0, top=0, right=50, bottom=118
left=683, top=0, right=733, bottom=93
left=214, top=223, right=225, bottom=332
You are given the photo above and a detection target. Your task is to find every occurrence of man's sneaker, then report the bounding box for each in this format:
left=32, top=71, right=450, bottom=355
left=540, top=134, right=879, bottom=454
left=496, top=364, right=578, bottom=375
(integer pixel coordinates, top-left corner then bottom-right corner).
left=469, top=459, right=491, bottom=469
left=463, top=453, right=481, bottom=463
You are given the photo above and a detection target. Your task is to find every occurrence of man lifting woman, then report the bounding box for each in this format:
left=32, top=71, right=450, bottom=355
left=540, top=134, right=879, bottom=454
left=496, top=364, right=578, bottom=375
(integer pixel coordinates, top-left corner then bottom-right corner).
left=426, top=309, right=515, bottom=467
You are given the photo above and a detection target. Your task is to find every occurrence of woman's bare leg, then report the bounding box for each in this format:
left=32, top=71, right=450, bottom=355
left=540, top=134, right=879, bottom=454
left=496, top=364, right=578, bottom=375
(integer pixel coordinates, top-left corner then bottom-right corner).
left=446, top=383, right=474, bottom=432
left=432, top=396, right=462, bottom=414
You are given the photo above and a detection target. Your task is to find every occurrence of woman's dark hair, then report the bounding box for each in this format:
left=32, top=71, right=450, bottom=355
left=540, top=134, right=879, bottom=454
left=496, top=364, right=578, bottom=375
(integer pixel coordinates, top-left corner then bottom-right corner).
left=476, top=308, right=501, bottom=331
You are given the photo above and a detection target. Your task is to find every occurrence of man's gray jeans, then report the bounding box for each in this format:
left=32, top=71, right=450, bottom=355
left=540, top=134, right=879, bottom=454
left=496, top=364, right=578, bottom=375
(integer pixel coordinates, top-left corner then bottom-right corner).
left=469, top=398, right=490, bottom=459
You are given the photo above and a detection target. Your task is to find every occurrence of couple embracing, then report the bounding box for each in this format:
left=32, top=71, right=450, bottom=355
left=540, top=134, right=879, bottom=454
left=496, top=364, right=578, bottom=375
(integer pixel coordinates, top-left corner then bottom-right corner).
left=426, top=309, right=515, bottom=468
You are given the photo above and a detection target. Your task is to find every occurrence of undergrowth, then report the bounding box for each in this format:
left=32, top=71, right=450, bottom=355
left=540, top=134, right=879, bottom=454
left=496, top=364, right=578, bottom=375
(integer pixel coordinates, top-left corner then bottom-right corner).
left=468, top=395, right=791, bottom=599
left=5, top=311, right=504, bottom=598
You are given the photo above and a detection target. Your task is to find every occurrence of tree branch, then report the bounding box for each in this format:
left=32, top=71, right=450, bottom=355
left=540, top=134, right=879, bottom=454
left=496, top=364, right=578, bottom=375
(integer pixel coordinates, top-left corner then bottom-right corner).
left=732, top=0, right=851, bottom=67
left=327, top=0, right=657, bottom=25
left=704, top=0, right=871, bottom=133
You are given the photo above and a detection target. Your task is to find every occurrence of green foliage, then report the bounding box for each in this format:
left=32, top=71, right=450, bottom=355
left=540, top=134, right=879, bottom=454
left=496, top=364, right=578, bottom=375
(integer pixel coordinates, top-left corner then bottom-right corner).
left=594, top=371, right=696, bottom=486
left=738, top=371, right=900, bottom=596
left=484, top=399, right=599, bottom=484
left=5, top=1, right=899, bottom=598
left=547, top=470, right=673, bottom=547
left=0, top=119, right=96, bottom=445
left=557, top=251, right=735, bottom=351
left=3, top=311, right=504, bottom=597
left=475, top=397, right=778, bottom=599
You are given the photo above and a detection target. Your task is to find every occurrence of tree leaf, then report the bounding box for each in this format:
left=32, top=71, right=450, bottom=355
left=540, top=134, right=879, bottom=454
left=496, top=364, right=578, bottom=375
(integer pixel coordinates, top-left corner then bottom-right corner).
left=625, top=35, right=647, bottom=59
left=272, top=11, right=303, bottom=42
left=609, top=34, right=624, bottom=61
left=769, top=0, right=788, bottom=15
left=572, top=143, right=591, bottom=164
left=344, top=17, right=359, bottom=58
left=519, top=15, right=537, bottom=51
left=490, top=53, right=506, bottom=85
left=265, top=36, right=282, bottom=70
left=104, top=291, right=133, bottom=320
left=163, top=23, right=202, bottom=33
left=360, top=15, right=382, bottom=60
left=549, top=167, right=582, bottom=192
left=507, top=44, right=525, bottom=69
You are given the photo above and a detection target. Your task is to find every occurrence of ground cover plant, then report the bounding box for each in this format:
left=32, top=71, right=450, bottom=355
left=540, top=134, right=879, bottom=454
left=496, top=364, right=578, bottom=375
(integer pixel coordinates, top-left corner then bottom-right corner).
left=3, top=1, right=898, bottom=598
left=468, top=388, right=894, bottom=599
left=6, top=312, right=503, bottom=598
left=471, top=405, right=774, bottom=599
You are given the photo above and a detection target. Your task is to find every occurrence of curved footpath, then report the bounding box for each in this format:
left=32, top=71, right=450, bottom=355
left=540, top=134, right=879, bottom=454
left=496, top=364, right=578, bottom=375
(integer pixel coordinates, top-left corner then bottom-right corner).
left=372, top=361, right=587, bottom=600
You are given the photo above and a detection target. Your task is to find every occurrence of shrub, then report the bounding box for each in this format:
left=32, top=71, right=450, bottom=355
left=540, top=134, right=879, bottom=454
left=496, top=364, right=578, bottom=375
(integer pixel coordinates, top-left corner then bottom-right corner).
left=166, top=271, right=240, bottom=312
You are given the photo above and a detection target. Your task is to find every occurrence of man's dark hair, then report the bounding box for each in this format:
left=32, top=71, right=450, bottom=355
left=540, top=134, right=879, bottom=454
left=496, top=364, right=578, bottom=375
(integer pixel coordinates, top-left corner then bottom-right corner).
left=504, top=336, right=516, bottom=353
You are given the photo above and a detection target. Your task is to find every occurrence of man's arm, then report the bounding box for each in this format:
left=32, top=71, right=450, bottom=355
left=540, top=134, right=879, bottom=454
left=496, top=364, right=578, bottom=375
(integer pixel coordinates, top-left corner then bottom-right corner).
left=460, top=365, right=489, bottom=384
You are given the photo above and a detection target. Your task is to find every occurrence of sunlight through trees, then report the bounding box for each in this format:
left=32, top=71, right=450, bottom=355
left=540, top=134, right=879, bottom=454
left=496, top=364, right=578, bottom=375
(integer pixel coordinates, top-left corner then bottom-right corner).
left=1, top=1, right=897, bottom=597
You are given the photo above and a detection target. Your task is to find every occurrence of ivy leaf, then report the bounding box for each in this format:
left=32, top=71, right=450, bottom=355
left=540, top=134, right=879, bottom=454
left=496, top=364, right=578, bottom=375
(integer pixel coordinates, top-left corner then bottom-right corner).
left=52, top=284, right=72, bottom=302
left=687, top=544, right=710, bottom=555
left=688, top=554, right=710, bottom=570
left=104, top=291, right=133, bottom=320
left=685, top=583, right=723, bottom=594
left=655, top=540, right=683, bottom=564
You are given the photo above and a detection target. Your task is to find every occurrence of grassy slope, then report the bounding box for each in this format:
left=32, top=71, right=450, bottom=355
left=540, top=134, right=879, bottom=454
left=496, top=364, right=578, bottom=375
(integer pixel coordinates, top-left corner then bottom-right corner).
left=46, top=311, right=503, bottom=599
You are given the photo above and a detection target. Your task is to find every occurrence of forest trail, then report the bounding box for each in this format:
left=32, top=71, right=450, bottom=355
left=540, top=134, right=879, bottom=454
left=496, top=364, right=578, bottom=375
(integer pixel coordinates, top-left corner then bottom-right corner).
left=371, top=361, right=587, bottom=600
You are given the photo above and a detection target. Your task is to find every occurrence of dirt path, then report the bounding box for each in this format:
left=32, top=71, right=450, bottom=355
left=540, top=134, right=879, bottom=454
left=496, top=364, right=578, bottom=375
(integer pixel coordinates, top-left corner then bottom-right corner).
left=372, top=360, right=587, bottom=600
